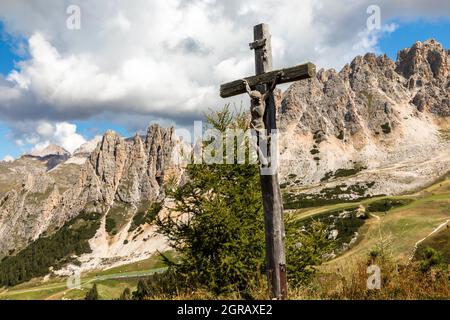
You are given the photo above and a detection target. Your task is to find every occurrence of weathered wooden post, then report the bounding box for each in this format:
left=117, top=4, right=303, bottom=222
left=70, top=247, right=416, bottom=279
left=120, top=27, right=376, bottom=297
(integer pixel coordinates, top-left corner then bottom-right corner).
left=220, top=23, right=316, bottom=300
left=251, top=23, right=287, bottom=300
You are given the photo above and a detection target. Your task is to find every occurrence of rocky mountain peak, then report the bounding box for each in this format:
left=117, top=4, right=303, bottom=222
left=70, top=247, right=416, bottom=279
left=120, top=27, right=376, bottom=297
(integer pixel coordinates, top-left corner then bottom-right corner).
left=25, top=144, right=71, bottom=170
left=278, top=38, right=449, bottom=187
left=72, top=136, right=102, bottom=157
left=396, top=38, right=449, bottom=83
left=86, top=130, right=127, bottom=204
left=29, top=144, right=70, bottom=158
left=80, top=124, right=178, bottom=206
left=280, top=39, right=449, bottom=140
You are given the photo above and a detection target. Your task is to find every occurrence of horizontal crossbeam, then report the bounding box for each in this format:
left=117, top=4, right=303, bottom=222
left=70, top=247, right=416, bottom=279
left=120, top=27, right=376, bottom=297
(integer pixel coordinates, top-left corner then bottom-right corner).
left=220, top=62, right=316, bottom=98
left=249, top=38, right=266, bottom=50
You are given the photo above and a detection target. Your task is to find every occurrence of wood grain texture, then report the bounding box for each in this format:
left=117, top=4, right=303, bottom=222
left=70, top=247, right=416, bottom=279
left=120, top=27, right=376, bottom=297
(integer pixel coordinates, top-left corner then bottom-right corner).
left=252, top=23, right=288, bottom=300
left=220, top=63, right=316, bottom=98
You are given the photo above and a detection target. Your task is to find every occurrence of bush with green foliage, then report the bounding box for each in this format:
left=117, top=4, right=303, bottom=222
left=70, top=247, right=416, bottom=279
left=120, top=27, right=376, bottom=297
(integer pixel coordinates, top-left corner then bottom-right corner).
left=129, top=202, right=163, bottom=232
left=152, top=106, right=330, bottom=298
left=85, top=283, right=99, bottom=300
left=120, top=287, right=132, bottom=300
left=156, top=107, right=265, bottom=296
left=105, top=217, right=117, bottom=234
left=295, top=207, right=365, bottom=251
left=285, top=219, right=333, bottom=287
left=321, top=164, right=367, bottom=182
left=416, top=247, right=445, bottom=273
left=366, top=198, right=412, bottom=213
left=381, top=123, right=392, bottom=134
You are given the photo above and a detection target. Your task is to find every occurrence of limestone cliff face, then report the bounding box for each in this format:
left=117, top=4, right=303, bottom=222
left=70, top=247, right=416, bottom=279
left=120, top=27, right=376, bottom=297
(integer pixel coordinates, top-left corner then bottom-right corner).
left=396, top=39, right=450, bottom=116
left=0, top=124, right=179, bottom=260
left=278, top=39, right=449, bottom=196
left=87, top=125, right=177, bottom=206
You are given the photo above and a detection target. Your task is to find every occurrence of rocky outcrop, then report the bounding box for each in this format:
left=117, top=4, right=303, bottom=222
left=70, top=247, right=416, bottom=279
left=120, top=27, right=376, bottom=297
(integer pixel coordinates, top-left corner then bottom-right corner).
left=66, top=136, right=102, bottom=165
left=0, top=124, right=179, bottom=261
left=278, top=39, right=449, bottom=196
left=396, top=39, right=450, bottom=117
left=396, top=39, right=449, bottom=84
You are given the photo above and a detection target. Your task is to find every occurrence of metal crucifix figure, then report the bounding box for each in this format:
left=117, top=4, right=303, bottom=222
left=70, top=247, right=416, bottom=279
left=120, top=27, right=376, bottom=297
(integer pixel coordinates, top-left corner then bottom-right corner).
left=220, top=23, right=316, bottom=300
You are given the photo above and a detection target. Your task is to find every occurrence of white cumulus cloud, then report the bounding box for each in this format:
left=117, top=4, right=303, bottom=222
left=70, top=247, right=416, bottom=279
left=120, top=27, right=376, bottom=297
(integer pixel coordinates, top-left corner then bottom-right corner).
left=0, top=0, right=448, bottom=150
left=11, top=121, right=86, bottom=154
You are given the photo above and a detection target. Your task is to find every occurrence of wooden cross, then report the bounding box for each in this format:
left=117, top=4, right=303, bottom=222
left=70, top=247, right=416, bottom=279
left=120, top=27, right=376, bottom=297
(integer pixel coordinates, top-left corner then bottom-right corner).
left=220, top=23, right=316, bottom=300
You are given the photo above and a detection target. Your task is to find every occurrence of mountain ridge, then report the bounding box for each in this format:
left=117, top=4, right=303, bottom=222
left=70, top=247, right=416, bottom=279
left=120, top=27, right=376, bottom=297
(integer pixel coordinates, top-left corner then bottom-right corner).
left=0, top=124, right=180, bottom=269
left=278, top=38, right=449, bottom=199
left=0, top=38, right=448, bottom=278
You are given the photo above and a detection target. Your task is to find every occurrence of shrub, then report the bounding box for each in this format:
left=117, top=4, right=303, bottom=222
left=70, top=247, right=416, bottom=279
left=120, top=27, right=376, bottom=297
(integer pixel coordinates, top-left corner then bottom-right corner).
left=120, top=288, right=132, bottom=300
left=129, top=202, right=163, bottom=232
left=381, top=123, right=391, bottom=134
left=366, top=199, right=412, bottom=213
left=85, top=283, right=99, bottom=300
left=105, top=217, right=116, bottom=234
left=416, top=247, right=445, bottom=273
left=286, top=219, right=333, bottom=287
left=321, top=165, right=367, bottom=182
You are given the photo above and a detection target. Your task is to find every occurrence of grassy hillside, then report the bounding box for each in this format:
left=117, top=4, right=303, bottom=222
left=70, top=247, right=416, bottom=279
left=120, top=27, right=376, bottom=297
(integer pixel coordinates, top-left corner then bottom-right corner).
left=0, top=253, right=171, bottom=300
left=292, top=177, right=450, bottom=269
left=0, top=211, right=102, bottom=287
left=418, top=228, right=450, bottom=264
left=1, top=177, right=448, bottom=300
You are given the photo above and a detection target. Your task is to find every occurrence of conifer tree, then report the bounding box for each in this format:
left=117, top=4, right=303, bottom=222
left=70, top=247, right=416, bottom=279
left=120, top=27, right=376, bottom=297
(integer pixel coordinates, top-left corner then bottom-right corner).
left=156, top=106, right=266, bottom=295
left=85, top=283, right=99, bottom=300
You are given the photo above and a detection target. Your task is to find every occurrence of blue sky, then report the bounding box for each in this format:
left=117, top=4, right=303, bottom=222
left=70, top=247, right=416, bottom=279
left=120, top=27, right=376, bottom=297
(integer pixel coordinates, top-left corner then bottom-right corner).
left=0, top=19, right=134, bottom=156
left=0, top=1, right=449, bottom=160
left=0, top=123, right=16, bottom=158
left=0, top=23, right=14, bottom=76
left=0, top=23, right=22, bottom=158
left=378, top=19, right=450, bottom=60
